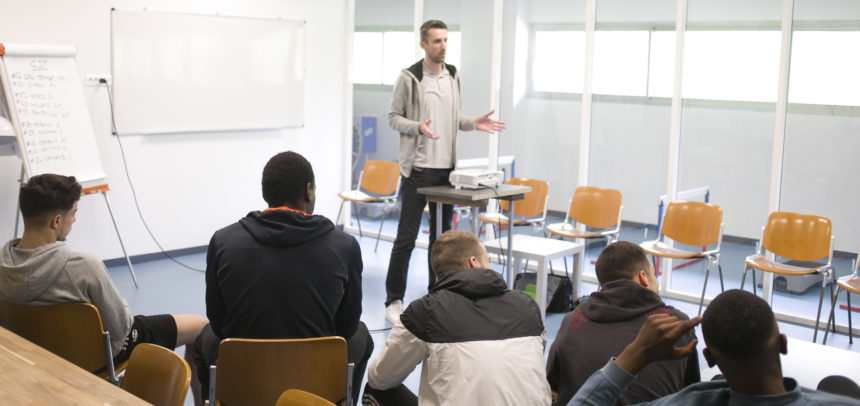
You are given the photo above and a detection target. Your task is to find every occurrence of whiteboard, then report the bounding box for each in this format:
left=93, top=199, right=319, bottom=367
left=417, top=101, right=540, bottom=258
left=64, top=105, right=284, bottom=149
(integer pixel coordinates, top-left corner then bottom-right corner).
left=0, top=44, right=107, bottom=187
left=111, top=10, right=305, bottom=134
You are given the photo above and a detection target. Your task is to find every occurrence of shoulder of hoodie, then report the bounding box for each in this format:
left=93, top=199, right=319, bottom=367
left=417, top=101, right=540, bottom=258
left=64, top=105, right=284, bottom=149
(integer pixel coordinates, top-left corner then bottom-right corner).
left=63, top=246, right=110, bottom=277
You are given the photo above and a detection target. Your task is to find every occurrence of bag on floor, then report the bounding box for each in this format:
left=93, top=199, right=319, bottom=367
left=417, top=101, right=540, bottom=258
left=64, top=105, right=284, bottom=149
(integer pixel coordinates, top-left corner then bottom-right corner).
left=513, top=272, right=573, bottom=313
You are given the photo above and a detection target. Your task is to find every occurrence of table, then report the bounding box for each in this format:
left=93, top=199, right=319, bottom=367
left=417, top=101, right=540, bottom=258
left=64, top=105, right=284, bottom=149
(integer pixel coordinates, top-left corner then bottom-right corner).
left=0, top=326, right=148, bottom=405
left=484, top=235, right=584, bottom=320
left=417, top=184, right=531, bottom=278
left=700, top=337, right=860, bottom=389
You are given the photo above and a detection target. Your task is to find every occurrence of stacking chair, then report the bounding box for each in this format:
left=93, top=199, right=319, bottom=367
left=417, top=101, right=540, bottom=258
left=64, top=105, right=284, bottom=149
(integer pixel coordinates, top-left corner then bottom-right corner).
left=276, top=389, right=337, bottom=406
left=823, top=248, right=860, bottom=345
left=478, top=178, right=549, bottom=237
left=121, top=343, right=191, bottom=406
left=337, top=160, right=401, bottom=251
left=640, top=201, right=724, bottom=316
left=741, top=212, right=834, bottom=343
left=209, top=336, right=353, bottom=406
left=0, top=301, right=126, bottom=384
left=546, top=186, right=622, bottom=270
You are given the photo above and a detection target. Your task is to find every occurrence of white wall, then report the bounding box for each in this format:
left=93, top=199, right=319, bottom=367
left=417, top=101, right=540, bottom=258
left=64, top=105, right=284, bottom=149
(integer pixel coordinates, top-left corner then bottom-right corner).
left=0, top=0, right=351, bottom=260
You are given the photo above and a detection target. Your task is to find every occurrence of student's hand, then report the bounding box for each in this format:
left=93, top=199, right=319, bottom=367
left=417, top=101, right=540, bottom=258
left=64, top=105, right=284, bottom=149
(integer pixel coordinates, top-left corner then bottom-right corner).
left=418, top=119, right=439, bottom=139
left=615, top=314, right=701, bottom=375
left=475, top=110, right=506, bottom=134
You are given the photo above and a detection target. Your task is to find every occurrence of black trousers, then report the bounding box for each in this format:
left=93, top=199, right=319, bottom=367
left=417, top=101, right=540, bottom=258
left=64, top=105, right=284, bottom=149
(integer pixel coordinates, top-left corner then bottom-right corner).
left=385, top=167, right=453, bottom=306
left=192, top=321, right=374, bottom=405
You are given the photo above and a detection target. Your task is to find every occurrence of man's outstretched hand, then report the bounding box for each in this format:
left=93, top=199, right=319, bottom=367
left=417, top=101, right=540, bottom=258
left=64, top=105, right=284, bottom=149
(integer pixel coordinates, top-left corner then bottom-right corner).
left=475, top=110, right=506, bottom=134
left=615, top=314, right=701, bottom=375
left=418, top=119, right=439, bottom=140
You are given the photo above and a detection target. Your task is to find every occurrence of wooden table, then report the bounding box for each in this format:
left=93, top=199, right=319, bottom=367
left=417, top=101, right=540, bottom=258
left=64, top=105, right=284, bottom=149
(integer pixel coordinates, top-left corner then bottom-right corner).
left=417, top=184, right=531, bottom=279
left=700, top=337, right=860, bottom=388
left=0, top=326, right=148, bottom=405
left=484, top=234, right=584, bottom=320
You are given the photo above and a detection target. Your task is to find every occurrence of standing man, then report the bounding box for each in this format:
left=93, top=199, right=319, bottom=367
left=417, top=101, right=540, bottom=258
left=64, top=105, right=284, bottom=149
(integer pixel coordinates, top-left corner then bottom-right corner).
left=385, top=19, right=505, bottom=323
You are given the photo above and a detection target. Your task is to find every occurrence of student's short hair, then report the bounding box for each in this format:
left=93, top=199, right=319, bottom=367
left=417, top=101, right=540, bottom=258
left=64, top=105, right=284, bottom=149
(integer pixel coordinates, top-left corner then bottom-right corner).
left=420, top=20, right=448, bottom=42
left=19, top=174, right=81, bottom=224
left=430, top=230, right=485, bottom=275
left=702, top=289, right=776, bottom=359
left=594, top=241, right=652, bottom=286
left=261, top=151, right=315, bottom=208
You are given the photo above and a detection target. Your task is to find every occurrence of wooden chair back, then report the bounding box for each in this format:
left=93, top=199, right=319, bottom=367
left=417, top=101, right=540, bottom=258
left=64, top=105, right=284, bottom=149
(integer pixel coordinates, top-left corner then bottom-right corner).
left=569, top=186, right=622, bottom=229
left=660, top=201, right=723, bottom=247
left=0, top=301, right=110, bottom=373
left=359, top=160, right=400, bottom=196
left=215, top=336, right=348, bottom=406
left=761, top=212, right=832, bottom=262
left=120, top=343, right=190, bottom=406
left=275, top=389, right=337, bottom=406
left=499, top=178, right=548, bottom=218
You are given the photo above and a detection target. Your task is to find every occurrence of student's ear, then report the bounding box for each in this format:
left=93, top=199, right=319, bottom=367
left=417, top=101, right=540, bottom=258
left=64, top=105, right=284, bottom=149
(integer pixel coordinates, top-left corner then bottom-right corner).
left=703, top=347, right=717, bottom=368
left=778, top=333, right=788, bottom=355
left=49, top=214, right=62, bottom=231
left=467, top=255, right=480, bottom=269
left=637, top=270, right=649, bottom=287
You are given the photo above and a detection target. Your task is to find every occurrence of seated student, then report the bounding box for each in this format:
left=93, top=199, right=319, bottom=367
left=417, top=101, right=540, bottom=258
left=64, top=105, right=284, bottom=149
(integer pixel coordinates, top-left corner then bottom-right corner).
left=363, top=230, right=551, bottom=406
left=194, top=151, right=372, bottom=404
left=0, top=174, right=208, bottom=404
left=547, top=241, right=698, bottom=405
left=568, top=289, right=860, bottom=406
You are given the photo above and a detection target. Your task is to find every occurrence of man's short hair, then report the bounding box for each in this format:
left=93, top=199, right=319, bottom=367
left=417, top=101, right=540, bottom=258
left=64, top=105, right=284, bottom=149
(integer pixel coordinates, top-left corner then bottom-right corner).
left=19, top=174, right=81, bottom=225
left=261, top=151, right=315, bottom=208
left=594, top=241, right=652, bottom=286
left=420, top=20, right=448, bottom=42
left=702, top=289, right=776, bottom=359
left=430, top=230, right=484, bottom=275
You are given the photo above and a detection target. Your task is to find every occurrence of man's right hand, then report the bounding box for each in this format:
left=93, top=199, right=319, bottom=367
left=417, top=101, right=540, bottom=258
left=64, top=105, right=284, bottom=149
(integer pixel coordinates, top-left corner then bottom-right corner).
left=615, top=314, right=701, bottom=375
left=418, top=119, right=439, bottom=140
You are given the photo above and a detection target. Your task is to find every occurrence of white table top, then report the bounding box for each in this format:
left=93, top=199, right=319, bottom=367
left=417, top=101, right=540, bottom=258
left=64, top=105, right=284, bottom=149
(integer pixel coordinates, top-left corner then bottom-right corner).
left=484, top=234, right=583, bottom=260
left=700, top=337, right=860, bottom=389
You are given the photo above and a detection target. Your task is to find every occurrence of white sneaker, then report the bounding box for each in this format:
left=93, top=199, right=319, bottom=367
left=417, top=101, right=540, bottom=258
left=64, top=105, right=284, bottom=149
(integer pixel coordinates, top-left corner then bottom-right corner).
left=385, top=300, right=404, bottom=325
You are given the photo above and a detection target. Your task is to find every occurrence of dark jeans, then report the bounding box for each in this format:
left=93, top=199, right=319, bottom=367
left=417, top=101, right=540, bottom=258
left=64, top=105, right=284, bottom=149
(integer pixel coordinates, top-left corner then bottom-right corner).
left=362, top=383, right=418, bottom=406
left=193, top=321, right=374, bottom=405
left=385, top=167, right=454, bottom=306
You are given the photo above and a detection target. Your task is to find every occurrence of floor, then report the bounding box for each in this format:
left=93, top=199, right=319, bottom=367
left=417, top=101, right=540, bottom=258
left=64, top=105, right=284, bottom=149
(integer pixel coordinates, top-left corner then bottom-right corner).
left=108, top=210, right=859, bottom=405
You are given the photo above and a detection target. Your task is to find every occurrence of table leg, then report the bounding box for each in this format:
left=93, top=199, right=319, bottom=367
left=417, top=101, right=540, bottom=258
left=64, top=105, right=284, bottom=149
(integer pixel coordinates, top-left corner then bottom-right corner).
left=537, top=260, right=547, bottom=320
left=506, top=200, right=514, bottom=286
left=510, top=255, right=523, bottom=290
left=471, top=206, right=478, bottom=235
left=572, top=246, right=584, bottom=299
left=436, top=202, right=443, bottom=244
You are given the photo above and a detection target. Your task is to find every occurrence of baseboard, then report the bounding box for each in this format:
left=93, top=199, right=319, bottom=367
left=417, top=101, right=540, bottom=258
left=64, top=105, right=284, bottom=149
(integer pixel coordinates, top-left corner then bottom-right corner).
left=103, top=245, right=208, bottom=268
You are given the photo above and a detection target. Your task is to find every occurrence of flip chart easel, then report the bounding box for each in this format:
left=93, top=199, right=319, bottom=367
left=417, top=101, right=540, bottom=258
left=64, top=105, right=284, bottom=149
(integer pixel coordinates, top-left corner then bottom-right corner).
left=1, top=43, right=138, bottom=288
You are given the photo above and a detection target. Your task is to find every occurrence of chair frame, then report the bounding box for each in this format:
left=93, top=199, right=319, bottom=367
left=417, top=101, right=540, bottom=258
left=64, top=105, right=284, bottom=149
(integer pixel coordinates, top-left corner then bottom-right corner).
left=740, top=213, right=835, bottom=343
left=640, top=201, right=725, bottom=316
left=207, top=336, right=355, bottom=406
left=337, top=161, right=401, bottom=252
left=0, top=301, right=123, bottom=385
left=823, top=249, right=860, bottom=345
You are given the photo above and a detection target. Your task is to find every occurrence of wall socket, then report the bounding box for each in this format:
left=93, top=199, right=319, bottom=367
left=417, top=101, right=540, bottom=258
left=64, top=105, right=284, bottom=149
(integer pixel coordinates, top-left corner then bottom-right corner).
left=84, top=74, right=111, bottom=87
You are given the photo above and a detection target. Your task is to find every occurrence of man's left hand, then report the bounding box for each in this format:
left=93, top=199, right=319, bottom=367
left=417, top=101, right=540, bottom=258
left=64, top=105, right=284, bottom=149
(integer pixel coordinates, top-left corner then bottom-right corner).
left=475, top=110, right=506, bottom=134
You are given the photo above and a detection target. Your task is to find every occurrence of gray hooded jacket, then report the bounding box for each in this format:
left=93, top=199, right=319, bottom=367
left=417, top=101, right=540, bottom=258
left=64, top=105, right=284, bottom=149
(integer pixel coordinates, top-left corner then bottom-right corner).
left=0, top=239, right=133, bottom=354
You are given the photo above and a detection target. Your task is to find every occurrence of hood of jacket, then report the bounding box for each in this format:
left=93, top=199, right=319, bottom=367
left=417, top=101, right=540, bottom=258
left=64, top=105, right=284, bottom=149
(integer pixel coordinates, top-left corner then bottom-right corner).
left=432, top=268, right=508, bottom=299
left=239, top=209, right=335, bottom=248
left=580, top=279, right=666, bottom=322
left=0, top=239, right=69, bottom=302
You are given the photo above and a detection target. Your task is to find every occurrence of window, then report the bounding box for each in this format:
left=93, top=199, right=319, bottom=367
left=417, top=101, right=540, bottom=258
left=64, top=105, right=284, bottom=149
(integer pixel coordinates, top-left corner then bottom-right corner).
left=593, top=31, right=650, bottom=96
left=789, top=31, right=860, bottom=106
left=532, top=31, right=584, bottom=93
left=353, top=29, right=462, bottom=86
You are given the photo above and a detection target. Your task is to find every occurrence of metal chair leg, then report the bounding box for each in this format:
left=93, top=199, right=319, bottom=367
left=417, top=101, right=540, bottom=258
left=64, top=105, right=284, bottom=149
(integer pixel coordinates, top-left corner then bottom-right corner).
left=717, top=264, right=725, bottom=292
left=813, top=272, right=828, bottom=343
left=698, top=258, right=711, bottom=316
left=351, top=201, right=363, bottom=237
left=848, top=291, right=854, bottom=344
left=830, top=281, right=837, bottom=333
left=752, top=269, right=757, bottom=296
left=824, top=285, right=840, bottom=345
left=375, top=200, right=387, bottom=252
left=337, top=200, right=346, bottom=229
left=741, top=265, right=748, bottom=291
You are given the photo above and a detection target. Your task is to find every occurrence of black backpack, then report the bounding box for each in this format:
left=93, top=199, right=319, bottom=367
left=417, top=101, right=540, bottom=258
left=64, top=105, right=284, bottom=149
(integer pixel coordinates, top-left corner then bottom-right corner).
left=513, top=270, right=574, bottom=313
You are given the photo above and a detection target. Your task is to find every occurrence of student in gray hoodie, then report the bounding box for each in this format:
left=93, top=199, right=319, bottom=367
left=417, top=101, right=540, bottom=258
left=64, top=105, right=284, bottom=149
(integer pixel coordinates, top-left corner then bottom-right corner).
left=0, top=174, right=207, bottom=404
left=546, top=241, right=699, bottom=405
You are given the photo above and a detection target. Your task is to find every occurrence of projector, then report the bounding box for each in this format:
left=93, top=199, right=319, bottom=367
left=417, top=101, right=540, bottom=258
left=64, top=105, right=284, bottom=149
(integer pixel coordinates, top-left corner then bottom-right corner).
left=449, top=168, right=503, bottom=189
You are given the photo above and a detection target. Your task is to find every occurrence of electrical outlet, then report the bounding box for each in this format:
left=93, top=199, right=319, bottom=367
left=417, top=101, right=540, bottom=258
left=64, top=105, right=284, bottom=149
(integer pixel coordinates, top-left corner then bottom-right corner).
left=84, top=74, right=111, bottom=87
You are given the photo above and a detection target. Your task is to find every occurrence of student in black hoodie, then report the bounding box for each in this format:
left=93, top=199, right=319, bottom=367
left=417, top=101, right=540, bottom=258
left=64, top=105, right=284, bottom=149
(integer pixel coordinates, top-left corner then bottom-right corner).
left=546, top=241, right=699, bottom=406
left=192, top=151, right=372, bottom=404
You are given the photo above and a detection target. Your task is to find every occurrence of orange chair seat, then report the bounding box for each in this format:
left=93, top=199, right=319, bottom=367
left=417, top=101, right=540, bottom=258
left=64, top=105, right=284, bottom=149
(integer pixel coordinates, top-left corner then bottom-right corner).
left=640, top=240, right=706, bottom=259
left=478, top=212, right=528, bottom=225
left=837, top=276, right=860, bottom=294
left=546, top=222, right=603, bottom=239
left=337, top=190, right=381, bottom=203
left=744, top=255, right=823, bottom=276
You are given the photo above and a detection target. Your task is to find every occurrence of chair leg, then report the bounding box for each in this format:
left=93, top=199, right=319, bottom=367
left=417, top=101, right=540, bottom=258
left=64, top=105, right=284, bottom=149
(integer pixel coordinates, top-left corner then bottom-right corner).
left=698, top=258, right=712, bottom=316
left=717, top=264, right=725, bottom=292
left=824, top=286, right=841, bottom=345
left=336, top=200, right=346, bottom=228
left=375, top=200, right=387, bottom=252
left=813, top=272, right=828, bottom=343
left=848, top=292, right=854, bottom=345
left=830, top=281, right=836, bottom=333
left=351, top=201, right=363, bottom=237
left=752, top=269, right=757, bottom=296
left=564, top=256, right=568, bottom=273
left=740, top=265, right=748, bottom=291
